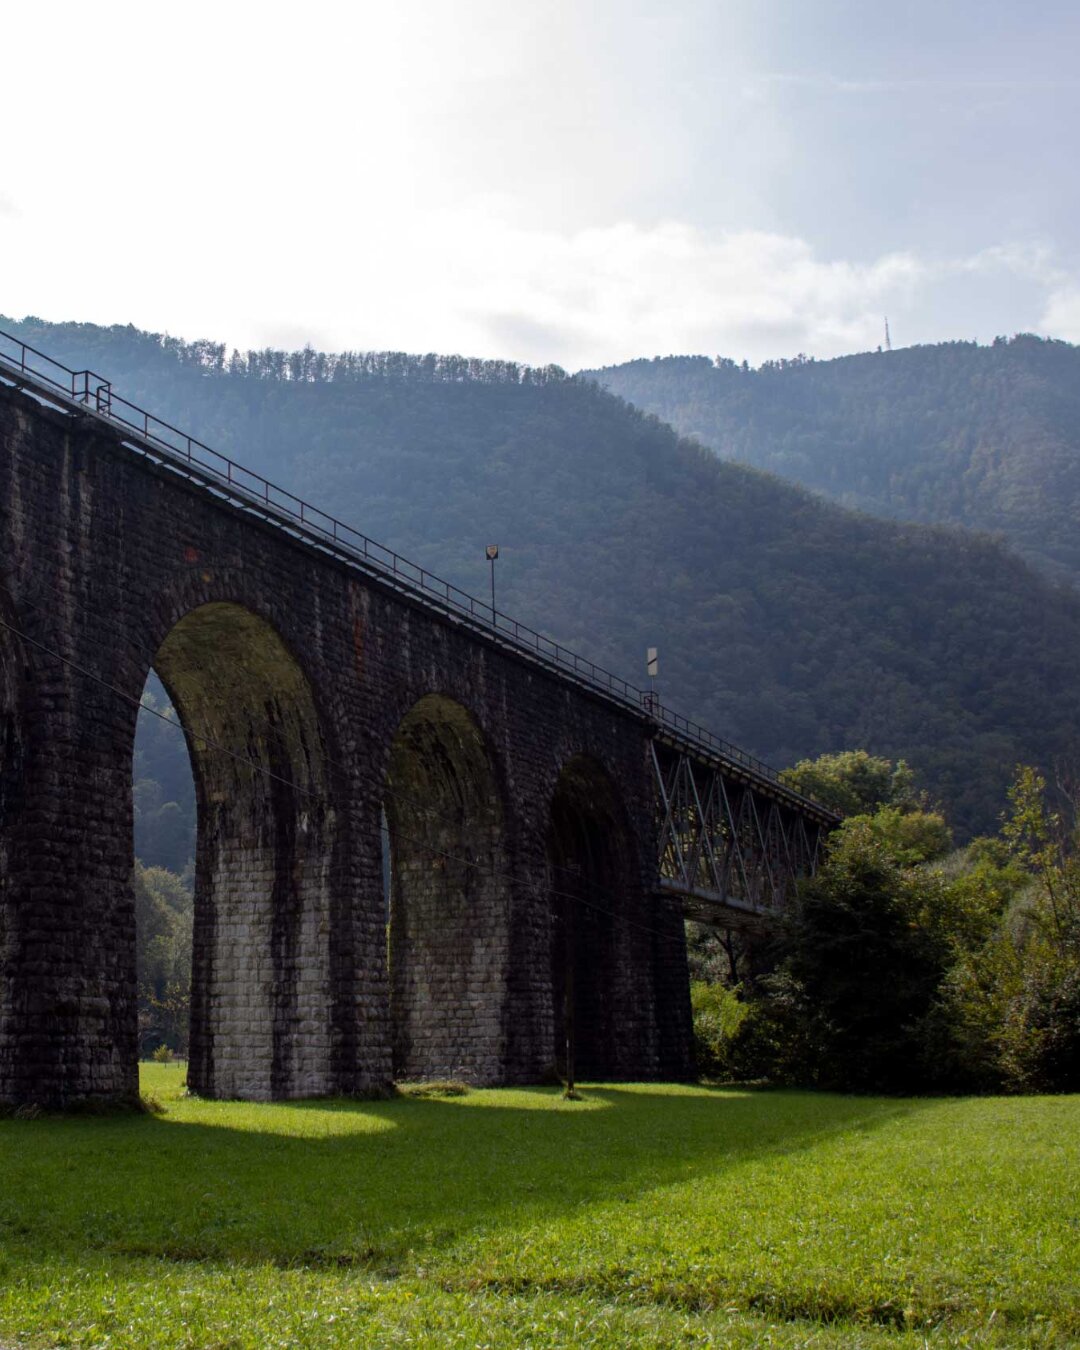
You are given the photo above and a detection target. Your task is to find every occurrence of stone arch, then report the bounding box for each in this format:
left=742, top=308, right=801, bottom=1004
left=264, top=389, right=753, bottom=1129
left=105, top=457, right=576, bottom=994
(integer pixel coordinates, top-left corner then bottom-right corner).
left=547, top=755, right=638, bottom=1081
left=150, top=601, right=336, bottom=1100
left=384, top=693, right=508, bottom=1082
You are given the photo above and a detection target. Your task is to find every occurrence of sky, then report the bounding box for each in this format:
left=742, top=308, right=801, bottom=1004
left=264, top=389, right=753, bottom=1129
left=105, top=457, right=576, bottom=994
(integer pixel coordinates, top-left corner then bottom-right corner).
left=3, top=0, right=1080, bottom=369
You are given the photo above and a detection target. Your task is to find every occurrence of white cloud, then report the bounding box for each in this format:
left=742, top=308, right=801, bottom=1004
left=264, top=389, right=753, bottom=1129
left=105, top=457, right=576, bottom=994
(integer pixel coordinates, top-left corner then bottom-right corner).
left=432, top=218, right=928, bottom=367
left=961, top=242, right=1066, bottom=287
left=1041, top=288, right=1080, bottom=342
left=1, top=3, right=1077, bottom=367
left=153, top=212, right=928, bottom=368
left=3, top=181, right=1074, bottom=367
left=407, top=218, right=1078, bottom=366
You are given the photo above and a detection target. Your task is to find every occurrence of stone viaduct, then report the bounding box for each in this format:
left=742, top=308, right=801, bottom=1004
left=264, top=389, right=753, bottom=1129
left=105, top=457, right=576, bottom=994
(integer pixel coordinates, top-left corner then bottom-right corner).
left=0, top=334, right=836, bottom=1107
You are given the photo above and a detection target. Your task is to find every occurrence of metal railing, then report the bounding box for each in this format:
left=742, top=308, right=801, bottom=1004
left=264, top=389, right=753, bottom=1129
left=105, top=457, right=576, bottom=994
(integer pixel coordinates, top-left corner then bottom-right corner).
left=0, top=326, right=834, bottom=820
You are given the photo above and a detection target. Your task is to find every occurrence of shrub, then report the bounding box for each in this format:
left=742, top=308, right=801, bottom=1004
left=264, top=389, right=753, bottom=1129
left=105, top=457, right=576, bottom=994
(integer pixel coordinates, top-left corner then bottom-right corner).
left=999, top=920, right=1080, bottom=1092
left=834, top=806, right=952, bottom=866
left=690, top=981, right=749, bottom=1079
left=779, top=751, right=919, bottom=818
left=397, top=1080, right=471, bottom=1098
left=769, top=833, right=956, bottom=1092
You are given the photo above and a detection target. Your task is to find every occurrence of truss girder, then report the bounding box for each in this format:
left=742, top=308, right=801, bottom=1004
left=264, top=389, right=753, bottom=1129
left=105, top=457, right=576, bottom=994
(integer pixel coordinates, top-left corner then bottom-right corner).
left=651, top=743, right=830, bottom=921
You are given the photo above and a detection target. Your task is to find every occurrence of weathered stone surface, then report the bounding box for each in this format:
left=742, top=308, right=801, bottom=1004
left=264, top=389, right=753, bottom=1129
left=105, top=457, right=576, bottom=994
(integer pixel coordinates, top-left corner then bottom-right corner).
left=0, top=385, right=693, bottom=1106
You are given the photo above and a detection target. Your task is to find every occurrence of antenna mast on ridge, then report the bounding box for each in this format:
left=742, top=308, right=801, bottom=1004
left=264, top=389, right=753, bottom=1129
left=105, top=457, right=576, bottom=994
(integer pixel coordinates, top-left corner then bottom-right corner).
left=884, top=316, right=893, bottom=352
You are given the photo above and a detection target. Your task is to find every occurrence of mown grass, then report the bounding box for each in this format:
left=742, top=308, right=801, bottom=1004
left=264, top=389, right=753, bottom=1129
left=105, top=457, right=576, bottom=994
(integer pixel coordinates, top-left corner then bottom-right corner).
left=0, top=1066, right=1076, bottom=1347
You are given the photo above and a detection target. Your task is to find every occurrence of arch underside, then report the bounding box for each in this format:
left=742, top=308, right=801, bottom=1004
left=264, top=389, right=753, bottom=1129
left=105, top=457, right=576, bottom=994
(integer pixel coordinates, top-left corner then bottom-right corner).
left=154, top=603, right=336, bottom=1100
left=385, top=694, right=508, bottom=1082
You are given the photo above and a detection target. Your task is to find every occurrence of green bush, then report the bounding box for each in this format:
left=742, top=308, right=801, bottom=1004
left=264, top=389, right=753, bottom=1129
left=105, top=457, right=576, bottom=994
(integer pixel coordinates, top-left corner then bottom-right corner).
left=764, top=832, right=959, bottom=1092
left=834, top=806, right=952, bottom=866
left=779, top=751, right=919, bottom=818
left=690, top=980, right=749, bottom=1079
left=999, top=920, right=1080, bottom=1093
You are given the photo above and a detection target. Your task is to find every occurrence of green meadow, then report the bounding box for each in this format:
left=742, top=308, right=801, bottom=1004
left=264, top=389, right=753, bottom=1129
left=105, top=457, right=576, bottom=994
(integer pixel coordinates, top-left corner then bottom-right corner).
left=0, top=1066, right=1077, bottom=1348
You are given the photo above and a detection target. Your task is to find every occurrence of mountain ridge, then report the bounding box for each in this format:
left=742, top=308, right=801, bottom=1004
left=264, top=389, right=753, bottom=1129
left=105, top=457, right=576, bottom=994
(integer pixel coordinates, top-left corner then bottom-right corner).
left=584, top=335, right=1080, bottom=585
left=3, top=315, right=1078, bottom=838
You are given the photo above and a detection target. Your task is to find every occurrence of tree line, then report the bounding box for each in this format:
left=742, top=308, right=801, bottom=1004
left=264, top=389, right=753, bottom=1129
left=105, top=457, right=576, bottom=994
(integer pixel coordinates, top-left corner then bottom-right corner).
left=13, top=314, right=1080, bottom=840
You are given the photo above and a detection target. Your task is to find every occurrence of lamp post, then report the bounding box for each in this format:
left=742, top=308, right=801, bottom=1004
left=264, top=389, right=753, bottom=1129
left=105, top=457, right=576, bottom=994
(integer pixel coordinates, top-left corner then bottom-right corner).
left=486, top=544, right=499, bottom=623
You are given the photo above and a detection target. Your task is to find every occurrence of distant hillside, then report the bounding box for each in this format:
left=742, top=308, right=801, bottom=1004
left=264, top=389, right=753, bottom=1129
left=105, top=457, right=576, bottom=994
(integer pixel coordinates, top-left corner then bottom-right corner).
left=585, top=337, right=1080, bottom=584
left=5, top=316, right=1080, bottom=838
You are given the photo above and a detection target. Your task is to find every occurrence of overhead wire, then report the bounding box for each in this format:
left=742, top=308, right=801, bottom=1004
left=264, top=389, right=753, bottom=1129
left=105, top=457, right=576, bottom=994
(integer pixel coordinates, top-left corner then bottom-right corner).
left=0, top=561, right=707, bottom=912
left=0, top=606, right=713, bottom=954
left=0, top=553, right=588, bottom=871
left=0, top=342, right=818, bottom=1087
left=0, top=545, right=803, bottom=927
left=0, top=351, right=819, bottom=949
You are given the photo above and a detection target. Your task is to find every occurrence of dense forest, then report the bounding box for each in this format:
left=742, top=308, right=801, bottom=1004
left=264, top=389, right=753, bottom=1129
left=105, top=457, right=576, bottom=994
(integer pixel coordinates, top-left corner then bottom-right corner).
left=5, top=316, right=1080, bottom=845
left=586, top=337, right=1080, bottom=584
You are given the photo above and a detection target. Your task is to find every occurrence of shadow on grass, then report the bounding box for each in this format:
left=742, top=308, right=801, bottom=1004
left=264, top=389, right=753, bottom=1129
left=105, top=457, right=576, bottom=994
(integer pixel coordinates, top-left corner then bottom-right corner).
left=0, top=1083, right=927, bottom=1274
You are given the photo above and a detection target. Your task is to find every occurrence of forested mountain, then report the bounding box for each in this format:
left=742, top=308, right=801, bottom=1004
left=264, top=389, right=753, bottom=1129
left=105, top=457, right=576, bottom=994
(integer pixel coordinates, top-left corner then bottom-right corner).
left=586, top=337, right=1080, bottom=584
left=5, top=316, right=1080, bottom=839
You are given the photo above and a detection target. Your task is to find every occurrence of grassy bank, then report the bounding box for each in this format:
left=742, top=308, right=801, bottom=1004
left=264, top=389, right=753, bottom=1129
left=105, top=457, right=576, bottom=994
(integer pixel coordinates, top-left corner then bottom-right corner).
left=0, top=1066, right=1076, bottom=1347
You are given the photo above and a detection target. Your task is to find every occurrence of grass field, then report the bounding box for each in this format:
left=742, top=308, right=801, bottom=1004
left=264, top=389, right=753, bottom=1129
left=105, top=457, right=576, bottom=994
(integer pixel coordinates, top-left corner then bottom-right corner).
left=0, top=1067, right=1076, bottom=1348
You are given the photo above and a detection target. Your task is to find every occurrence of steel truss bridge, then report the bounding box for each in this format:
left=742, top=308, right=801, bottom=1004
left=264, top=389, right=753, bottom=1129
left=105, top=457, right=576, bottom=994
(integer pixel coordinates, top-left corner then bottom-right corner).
left=652, top=739, right=834, bottom=925
left=0, top=328, right=838, bottom=926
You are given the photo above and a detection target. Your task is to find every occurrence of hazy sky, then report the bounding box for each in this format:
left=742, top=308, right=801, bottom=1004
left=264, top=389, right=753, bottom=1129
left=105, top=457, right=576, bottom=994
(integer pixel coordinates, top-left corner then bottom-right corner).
left=4, top=0, right=1079, bottom=368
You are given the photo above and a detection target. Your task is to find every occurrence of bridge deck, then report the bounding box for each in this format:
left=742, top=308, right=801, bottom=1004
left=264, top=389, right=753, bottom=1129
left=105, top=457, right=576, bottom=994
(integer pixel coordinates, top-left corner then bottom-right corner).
left=0, top=328, right=836, bottom=846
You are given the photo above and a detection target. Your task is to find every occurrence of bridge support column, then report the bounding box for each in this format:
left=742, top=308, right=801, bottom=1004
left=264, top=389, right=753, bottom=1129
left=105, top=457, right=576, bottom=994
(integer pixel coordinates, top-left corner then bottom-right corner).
left=0, top=637, right=139, bottom=1109
left=385, top=695, right=510, bottom=1084
left=503, top=851, right=560, bottom=1083
left=649, top=889, right=695, bottom=1080
left=543, top=755, right=695, bottom=1083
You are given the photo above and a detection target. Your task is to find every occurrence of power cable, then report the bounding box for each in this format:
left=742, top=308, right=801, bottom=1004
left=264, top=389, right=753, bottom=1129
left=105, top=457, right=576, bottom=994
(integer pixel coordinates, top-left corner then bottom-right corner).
left=0, top=552, right=794, bottom=916
left=0, top=608, right=714, bottom=952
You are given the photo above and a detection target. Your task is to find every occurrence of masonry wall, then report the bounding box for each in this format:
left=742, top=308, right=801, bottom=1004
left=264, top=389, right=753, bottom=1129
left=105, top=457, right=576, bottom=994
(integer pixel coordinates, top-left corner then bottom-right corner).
left=0, top=385, right=693, bottom=1106
left=386, top=693, right=511, bottom=1082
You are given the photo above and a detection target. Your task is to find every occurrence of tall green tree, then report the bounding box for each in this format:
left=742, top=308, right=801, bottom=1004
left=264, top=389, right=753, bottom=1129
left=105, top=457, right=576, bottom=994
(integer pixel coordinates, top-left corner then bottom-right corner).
left=134, top=862, right=192, bottom=1055
left=995, top=769, right=1080, bottom=1090
left=764, top=827, right=956, bottom=1092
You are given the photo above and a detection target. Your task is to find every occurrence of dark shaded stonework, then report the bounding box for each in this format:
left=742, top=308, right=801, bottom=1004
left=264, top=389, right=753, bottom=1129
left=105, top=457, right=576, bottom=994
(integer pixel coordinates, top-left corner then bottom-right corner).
left=0, top=385, right=693, bottom=1106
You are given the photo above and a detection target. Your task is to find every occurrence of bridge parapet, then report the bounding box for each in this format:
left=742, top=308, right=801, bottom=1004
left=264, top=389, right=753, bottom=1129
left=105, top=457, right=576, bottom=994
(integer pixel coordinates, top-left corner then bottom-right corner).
left=0, top=327, right=833, bottom=819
